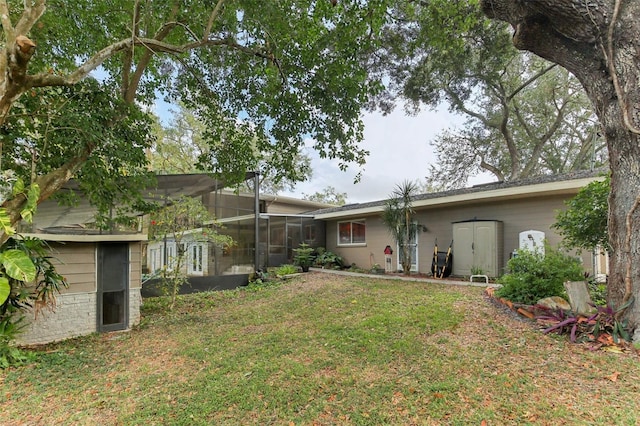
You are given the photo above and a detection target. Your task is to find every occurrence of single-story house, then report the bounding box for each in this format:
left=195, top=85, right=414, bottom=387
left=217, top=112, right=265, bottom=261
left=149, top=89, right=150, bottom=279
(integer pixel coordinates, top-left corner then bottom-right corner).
left=312, top=170, right=608, bottom=278
left=14, top=170, right=605, bottom=345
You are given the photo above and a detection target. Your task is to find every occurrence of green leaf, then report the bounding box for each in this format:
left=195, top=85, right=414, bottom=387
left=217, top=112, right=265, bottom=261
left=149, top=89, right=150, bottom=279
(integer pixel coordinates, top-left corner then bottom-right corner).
left=20, top=184, right=40, bottom=223
left=0, top=208, right=16, bottom=236
left=11, top=178, right=24, bottom=196
left=617, top=322, right=630, bottom=342
left=0, top=249, right=37, bottom=283
left=615, top=295, right=635, bottom=314
left=0, top=277, right=9, bottom=305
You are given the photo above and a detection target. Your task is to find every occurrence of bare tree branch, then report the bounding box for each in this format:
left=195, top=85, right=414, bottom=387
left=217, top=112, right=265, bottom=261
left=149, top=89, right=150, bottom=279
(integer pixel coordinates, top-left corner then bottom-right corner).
left=121, top=0, right=140, bottom=98
left=444, top=87, right=491, bottom=126
left=507, top=63, right=557, bottom=101
left=480, top=157, right=505, bottom=181
left=25, top=35, right=274, bottom=92
left=1, top=146, right=92, bottom=246
left=125, top=3, right=181, bottom=103
left=204, top=0, right=227, bottom=41
left=15, top=0, right=46, bottom=36
left=0, top=0, right=14, bottom=37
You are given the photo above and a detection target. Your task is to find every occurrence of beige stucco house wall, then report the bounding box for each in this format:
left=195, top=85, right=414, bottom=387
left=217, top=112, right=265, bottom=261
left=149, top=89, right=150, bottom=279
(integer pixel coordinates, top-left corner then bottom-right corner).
left=315, top=172, right=606, bottom=278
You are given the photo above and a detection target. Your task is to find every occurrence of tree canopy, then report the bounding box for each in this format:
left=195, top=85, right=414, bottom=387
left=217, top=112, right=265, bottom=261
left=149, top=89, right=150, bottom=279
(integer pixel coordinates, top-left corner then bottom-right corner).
left=147, top=104, right=312, bottom=195
left=376, top=1, right=605, bottom=189
left=302, top=186, right=347, bottom=206
left=423, top=58, right=605, bottom=189
left=0, top=0, right=388, bottom=244
left=553, top=175, right=610, bottom=253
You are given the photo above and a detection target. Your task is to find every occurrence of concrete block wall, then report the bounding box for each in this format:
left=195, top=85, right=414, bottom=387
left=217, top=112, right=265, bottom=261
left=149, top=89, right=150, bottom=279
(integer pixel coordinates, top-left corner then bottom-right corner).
left=17, top=292, right=97, bottom=346
left=16, top=287, right=142, bottom=346
left=129, top=287, right=142, bottom=327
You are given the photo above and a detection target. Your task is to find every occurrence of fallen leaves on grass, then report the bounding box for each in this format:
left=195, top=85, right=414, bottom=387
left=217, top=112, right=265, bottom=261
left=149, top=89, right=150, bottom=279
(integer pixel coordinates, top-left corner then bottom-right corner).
left=607, top=371, right=620, bottom=382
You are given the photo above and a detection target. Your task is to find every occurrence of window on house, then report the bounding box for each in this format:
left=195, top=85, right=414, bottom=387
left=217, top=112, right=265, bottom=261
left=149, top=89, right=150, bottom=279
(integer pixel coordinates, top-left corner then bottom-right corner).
left=338, top=220, right=366, bottom=245
left=149, top=247, right=161, bottom=273
left=188, top=243, right=205, bottom=275
left=164, top=242, right=187, bottom=271
left=166, top=242, right=177, bottom=271
left=304, top=224, right=316, bottom=242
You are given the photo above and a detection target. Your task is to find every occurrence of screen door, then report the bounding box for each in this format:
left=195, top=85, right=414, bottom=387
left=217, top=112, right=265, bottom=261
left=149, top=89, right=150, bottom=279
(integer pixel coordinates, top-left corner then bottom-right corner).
left=97, top=243, right=129, bottom=332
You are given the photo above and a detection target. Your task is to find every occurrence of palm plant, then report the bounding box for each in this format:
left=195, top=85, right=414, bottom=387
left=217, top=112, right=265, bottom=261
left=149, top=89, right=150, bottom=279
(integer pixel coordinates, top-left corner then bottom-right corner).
left=381, top=181, right=422, bottom=275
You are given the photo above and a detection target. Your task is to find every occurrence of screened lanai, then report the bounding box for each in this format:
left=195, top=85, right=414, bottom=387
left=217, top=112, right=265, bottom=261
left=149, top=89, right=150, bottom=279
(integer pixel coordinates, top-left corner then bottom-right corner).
left=142, top=175, right=330, bottom=295
left=216, top=213, right=326, bottom=273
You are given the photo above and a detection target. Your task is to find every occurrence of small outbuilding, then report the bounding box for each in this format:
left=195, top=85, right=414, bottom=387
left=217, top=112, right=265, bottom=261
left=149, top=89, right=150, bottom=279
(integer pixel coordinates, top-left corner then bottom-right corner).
left=16, top=174, right=229, bottom=345
left=17, top=233, right=145, bottom=345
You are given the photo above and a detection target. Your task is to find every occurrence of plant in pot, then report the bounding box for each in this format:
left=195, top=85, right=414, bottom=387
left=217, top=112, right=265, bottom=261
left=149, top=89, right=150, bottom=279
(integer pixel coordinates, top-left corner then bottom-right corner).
left=293, top=243, right=315, bottom=272
left=370, top=263, right=385, bottom=274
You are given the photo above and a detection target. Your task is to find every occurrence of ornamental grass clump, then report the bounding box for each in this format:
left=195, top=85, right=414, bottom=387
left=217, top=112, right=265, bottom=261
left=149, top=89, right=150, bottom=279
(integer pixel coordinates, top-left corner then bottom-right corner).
left=496, top=245, right=583, bottom=305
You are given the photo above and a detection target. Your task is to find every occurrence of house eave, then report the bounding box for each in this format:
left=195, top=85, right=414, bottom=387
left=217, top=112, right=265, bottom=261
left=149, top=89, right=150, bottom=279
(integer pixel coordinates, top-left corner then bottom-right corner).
left=22, top=233, right=148, bottom=243
left=313, top=176, right=603, bottom=220
left=314, top=206, right=384, bottom=219
left=413, top=176, right=601, bottom=208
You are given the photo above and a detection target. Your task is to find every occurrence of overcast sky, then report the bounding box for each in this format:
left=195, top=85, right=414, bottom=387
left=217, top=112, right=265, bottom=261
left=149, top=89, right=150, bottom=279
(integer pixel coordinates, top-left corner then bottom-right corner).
left=154, top=99, right=495, bottom=204
left=282, top=107, right=493, bottom=203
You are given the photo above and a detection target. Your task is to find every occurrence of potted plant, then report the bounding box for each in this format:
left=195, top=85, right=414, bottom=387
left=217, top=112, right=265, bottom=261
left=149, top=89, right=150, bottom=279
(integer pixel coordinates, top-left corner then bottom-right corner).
left=293, top=243, right=315, bottom=272
left=370, top=263, right=385, bottom=274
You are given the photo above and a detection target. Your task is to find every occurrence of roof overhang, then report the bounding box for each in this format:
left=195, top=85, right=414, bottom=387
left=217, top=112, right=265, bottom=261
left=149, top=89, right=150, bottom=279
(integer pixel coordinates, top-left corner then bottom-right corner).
left=213, top=213, right=316, bottom=225
left=60, top=173, right=255, bottom=203
left=22, top=233, right=148, bottom=243
left=314, top=175, right=604, bottom=220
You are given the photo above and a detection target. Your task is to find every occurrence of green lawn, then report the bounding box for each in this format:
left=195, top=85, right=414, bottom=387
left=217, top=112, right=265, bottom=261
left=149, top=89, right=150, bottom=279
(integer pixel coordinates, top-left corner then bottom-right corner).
left=1, top=272, right=639, bottom=425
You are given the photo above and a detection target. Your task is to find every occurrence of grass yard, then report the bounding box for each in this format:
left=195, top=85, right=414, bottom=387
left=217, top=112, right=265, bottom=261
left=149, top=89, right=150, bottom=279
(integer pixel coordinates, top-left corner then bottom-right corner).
left=1, top=272, right=639, bottom=425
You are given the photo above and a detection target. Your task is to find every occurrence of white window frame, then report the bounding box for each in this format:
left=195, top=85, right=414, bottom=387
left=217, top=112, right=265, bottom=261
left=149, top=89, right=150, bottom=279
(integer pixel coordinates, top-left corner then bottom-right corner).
left=149, top=247, right=162, bottom=273
left=397, top=227, right=419, bottom=272
left=337, top=219, right=366, bottom=246
left=187, top=242, right=206, bottom=276
left=165, top=242, right=178, bottom=271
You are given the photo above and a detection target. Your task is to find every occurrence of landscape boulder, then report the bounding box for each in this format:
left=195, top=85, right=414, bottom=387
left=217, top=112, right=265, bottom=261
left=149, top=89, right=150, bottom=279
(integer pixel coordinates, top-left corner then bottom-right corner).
left=536, top=296, right=571, bottom=312
left=563, top=281, right=596, bottom=315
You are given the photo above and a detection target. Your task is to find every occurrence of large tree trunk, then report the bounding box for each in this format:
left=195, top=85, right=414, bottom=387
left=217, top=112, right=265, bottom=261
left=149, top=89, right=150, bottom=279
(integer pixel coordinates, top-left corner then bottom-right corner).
left=480, top=0, right=640, bottom=340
